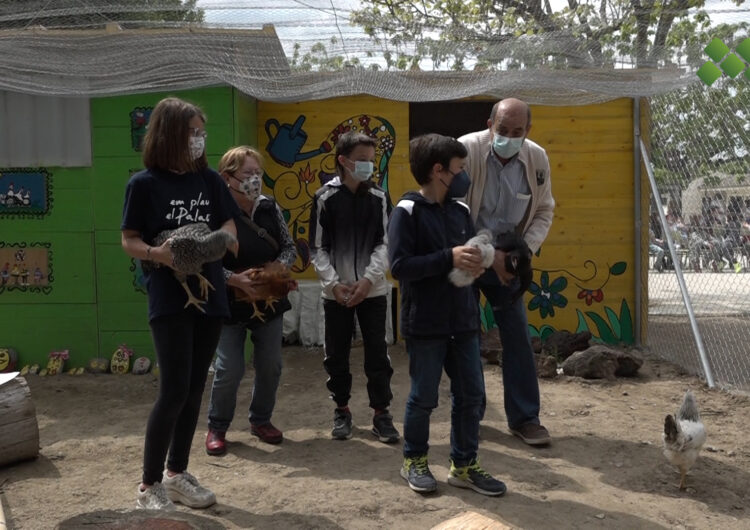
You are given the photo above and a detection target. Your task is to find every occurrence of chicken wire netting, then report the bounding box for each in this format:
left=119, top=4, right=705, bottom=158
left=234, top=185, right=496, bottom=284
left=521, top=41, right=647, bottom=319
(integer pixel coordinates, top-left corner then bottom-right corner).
left=646, top=84, right=750, bottom=392
left=0, top=0, right=747, bottom=102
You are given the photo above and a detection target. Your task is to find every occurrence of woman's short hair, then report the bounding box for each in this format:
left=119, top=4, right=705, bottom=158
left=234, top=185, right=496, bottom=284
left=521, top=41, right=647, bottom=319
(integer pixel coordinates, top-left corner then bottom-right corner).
left=142, top=97, right=207, bottom=173
left=409, top=134, right=467, bottom=185
left=218, top=146, right=265, bottom=176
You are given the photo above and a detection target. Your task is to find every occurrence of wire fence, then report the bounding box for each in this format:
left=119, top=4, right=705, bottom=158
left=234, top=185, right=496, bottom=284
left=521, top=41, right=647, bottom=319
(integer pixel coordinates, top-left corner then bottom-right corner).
left=646, top=83, right=750, bottom=392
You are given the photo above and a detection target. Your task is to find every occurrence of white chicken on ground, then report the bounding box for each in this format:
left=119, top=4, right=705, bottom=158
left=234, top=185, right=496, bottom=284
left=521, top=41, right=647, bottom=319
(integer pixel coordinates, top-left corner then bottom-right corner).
left=449, top=229, right=495, bottom=287
left=662, top=390, right=706, bottom=490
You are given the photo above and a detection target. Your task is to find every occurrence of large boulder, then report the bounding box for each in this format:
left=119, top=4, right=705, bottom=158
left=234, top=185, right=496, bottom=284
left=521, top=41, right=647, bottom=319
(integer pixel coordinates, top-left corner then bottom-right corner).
left=561, top=344, right=643, bottom=379
left=542, top=330, right=592, bottom=361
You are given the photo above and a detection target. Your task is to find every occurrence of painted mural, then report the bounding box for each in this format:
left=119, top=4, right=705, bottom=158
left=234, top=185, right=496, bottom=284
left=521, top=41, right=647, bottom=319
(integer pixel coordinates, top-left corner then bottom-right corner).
left=0, top=242, right=52, bottom=294
left=480, top=249, right=633, bottom=345
left=259, top=108, right=400, bottom=273
left=0, top=168, right=51, bottom=218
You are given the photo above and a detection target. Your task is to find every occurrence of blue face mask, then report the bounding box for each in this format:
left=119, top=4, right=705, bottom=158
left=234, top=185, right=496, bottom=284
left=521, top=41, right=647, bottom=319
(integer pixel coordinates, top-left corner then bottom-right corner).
left=443, top=169, right=471, bottom=198
left=347, top=159, right=374, bottom=181
left=492, top=134, right=524, bottom=159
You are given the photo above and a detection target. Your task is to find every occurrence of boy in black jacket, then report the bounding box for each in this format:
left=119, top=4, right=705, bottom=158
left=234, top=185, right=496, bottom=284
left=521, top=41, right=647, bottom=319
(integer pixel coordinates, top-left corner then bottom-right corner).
left=309, top=131, right=399, bottom=444
left=388, top=134, right=506, bottom=496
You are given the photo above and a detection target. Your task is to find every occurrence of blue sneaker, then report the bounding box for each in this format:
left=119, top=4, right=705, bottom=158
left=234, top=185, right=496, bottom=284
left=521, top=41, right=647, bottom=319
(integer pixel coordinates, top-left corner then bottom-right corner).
left=448, top=458, right=507, bottom=497
left=400, top=455, right=437, bottom=493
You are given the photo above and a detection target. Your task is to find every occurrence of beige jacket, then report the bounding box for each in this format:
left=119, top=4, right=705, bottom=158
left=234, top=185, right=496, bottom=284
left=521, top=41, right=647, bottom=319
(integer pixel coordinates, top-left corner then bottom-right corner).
left=458, top=129, right=555, bottom=253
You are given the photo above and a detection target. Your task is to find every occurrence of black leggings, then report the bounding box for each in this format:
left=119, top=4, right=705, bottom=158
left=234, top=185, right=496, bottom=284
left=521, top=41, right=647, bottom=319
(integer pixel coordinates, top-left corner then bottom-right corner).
left=142, top=311, right=222, bottom=485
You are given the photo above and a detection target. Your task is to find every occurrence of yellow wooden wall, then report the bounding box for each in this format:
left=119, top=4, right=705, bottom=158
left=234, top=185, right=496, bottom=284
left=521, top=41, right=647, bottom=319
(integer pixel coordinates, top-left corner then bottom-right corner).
left=522, top=98, right=636, bottom=343
left=257, top=96, right=410, bottom=277
left=255, top=96, right=637, bottom=343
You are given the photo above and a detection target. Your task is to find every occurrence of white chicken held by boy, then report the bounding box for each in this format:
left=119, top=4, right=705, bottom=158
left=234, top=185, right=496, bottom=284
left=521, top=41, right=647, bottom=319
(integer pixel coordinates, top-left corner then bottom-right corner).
left=449, top=229, right=495, bottom=287
left=662, top=390, right=706, bottom=490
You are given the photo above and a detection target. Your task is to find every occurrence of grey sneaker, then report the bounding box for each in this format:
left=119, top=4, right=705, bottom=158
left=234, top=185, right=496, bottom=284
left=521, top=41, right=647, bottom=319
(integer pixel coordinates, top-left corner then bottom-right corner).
left=332, top=408, right=353, bottom=440
left=136, top=482, right=176, bottom=510
left=162, top=471, right=216, bottom=508
left=372, top=412, right=400, bottom=444
left=447, top=458, right=507, bottom=497
left=400, top=455, right=437, bottom=493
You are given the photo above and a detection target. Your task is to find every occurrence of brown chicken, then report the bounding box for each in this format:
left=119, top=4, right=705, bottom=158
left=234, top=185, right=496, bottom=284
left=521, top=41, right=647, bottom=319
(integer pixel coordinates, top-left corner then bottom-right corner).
left=232, top=261, right=295, bottom=321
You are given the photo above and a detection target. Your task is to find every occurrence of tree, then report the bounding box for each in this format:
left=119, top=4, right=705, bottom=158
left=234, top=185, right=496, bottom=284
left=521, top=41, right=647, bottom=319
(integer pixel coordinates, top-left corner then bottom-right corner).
left=0, top=0, right=203, bottom=30
left=350, top=0, right=747, bottom=70
left=290, top=39, right=374, bottom=72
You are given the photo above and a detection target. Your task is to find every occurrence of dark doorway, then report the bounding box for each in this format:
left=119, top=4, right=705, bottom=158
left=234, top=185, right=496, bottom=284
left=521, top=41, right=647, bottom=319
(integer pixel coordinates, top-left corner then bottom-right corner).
left=409, top=101, right=494, bottom=139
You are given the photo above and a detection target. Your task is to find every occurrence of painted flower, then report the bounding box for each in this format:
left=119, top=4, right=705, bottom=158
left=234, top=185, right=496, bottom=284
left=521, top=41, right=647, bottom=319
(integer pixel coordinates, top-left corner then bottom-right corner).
left=528, top=271, right=568, bottom=318
left=577, top=288, right=604, bottom=306
left=298, top=162, right=317, bottom=183
left=379, top=135, right=395, bottom=152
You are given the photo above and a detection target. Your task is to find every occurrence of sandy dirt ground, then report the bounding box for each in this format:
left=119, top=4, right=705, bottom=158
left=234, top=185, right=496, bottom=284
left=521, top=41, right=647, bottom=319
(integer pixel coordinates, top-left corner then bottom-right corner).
left=1, top=342, right=749, bottom=529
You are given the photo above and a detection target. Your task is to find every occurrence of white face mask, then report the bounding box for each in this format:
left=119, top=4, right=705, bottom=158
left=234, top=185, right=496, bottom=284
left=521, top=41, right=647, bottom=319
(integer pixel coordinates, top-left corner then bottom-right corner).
left=239, top=175, right=262, bottom=201
left=347, top=159, right=374, bottom=182
left=189, top=136, right=205, bottom=160
left=492, top=134, right=524, bottom=159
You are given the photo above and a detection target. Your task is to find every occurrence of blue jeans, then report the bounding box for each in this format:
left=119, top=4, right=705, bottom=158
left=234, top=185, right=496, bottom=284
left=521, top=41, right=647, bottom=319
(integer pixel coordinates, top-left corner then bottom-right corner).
left=207, top=315, right=283, bottom=431
left=477, top=271, right=540, bottom=429
left=403, top=333, right=484, bottom=467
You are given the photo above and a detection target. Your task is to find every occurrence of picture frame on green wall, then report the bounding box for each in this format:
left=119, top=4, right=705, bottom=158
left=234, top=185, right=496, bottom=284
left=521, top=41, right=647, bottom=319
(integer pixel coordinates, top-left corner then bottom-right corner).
left=130, top=107, right=153, bottom=151
left=0, top=168, right=52, bottom=218
left=0, top=242, right=53, bottom=294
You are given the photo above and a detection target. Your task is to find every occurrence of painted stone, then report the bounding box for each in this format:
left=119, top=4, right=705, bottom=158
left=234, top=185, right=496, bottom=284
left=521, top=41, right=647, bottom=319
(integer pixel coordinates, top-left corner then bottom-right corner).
left=110, top=345, right=134, bottom=375
left=45, top=350, right=69, bottom=376
left=86, top=357, right=110, bottom=374
left=0, top=347, right=18, bottom=373
left=20, top=363, right=40, bottom=376
left=131, top=356, right=151, bottom=375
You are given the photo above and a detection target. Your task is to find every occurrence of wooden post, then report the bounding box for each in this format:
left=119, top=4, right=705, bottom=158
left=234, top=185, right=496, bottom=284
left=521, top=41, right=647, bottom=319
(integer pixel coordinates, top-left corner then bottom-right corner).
left=0, top=377, right=39, bottom=467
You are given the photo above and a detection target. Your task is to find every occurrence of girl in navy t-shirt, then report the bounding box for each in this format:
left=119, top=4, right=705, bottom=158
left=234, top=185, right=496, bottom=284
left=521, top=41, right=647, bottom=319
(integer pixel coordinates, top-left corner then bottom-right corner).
left=121, top=97, right=239, bottom=511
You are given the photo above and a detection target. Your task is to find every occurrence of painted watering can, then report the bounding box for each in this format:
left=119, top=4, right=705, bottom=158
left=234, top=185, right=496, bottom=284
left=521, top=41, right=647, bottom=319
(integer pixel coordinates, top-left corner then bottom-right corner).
left=265, top=115, right=331, bottom=168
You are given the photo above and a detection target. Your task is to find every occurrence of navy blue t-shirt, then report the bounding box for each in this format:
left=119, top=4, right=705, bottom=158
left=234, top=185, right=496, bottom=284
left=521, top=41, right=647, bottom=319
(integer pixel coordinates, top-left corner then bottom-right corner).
left=121, top=167, right=241, bottom=321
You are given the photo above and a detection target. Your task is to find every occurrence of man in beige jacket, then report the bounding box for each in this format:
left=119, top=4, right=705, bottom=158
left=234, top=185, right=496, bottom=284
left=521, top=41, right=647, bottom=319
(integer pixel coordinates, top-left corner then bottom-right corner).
left=458, top=98, right=554, bottom=446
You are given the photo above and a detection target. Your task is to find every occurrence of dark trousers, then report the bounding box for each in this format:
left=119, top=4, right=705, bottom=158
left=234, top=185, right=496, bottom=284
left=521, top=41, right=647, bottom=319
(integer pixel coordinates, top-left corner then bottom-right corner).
left=142, top=311, right=223, bottom=485
left=403, top=333, right=484, bottom=466
left=477, top=271, right=540, bottom=429
left=323, top=295, right=393, bottom=410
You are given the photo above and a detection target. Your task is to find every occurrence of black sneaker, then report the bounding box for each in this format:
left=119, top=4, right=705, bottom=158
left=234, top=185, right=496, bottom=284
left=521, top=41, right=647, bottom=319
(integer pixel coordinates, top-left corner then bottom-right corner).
left=447, top=458, right=506, bottom=497
left=400, top=455, right=437, bottom=493
left=372, top=412, right=400, bottom=444
left=332, top=408, right=352, bottom=440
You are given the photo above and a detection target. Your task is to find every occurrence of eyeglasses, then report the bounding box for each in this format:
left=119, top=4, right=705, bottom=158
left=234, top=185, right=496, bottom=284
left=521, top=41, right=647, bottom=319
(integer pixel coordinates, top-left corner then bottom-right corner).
left=232, top=169, right=263, bottom=182
left=189, top=127, right=207, bottom=139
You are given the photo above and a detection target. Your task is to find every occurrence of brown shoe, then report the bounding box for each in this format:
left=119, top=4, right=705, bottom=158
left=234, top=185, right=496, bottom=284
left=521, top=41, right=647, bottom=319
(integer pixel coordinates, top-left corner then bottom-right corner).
left=509, top=423, right=551, bottom=446
left=205, top=428, right=227, bottom=455
left=251, top=422, right=283, bottom=444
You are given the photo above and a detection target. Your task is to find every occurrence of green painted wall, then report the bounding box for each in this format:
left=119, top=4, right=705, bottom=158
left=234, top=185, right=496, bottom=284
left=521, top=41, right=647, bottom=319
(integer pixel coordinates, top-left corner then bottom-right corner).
left=1, top=86, right=258, bottom=368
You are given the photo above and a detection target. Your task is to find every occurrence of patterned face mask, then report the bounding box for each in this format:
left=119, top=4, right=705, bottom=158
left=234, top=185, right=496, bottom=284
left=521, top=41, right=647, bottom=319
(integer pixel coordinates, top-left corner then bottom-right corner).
left=236, top=174, right=262, bottom=201
left=189, top=136, right=205, bottom=160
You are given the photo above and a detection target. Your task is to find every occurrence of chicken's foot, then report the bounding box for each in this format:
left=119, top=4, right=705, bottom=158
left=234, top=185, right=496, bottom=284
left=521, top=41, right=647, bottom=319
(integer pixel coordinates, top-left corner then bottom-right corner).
left=196, top=273, right=216, bottom=300
left=251, top=302, right=267, bottom=322
left=179, top=281, right=207, bottom=313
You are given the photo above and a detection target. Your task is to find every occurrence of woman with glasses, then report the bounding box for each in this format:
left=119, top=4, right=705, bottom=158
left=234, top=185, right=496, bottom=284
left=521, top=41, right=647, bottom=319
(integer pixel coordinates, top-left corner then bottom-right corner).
left=205, top=146, right=297, bottom=455
left=121, top=97, right=239, bottom=510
